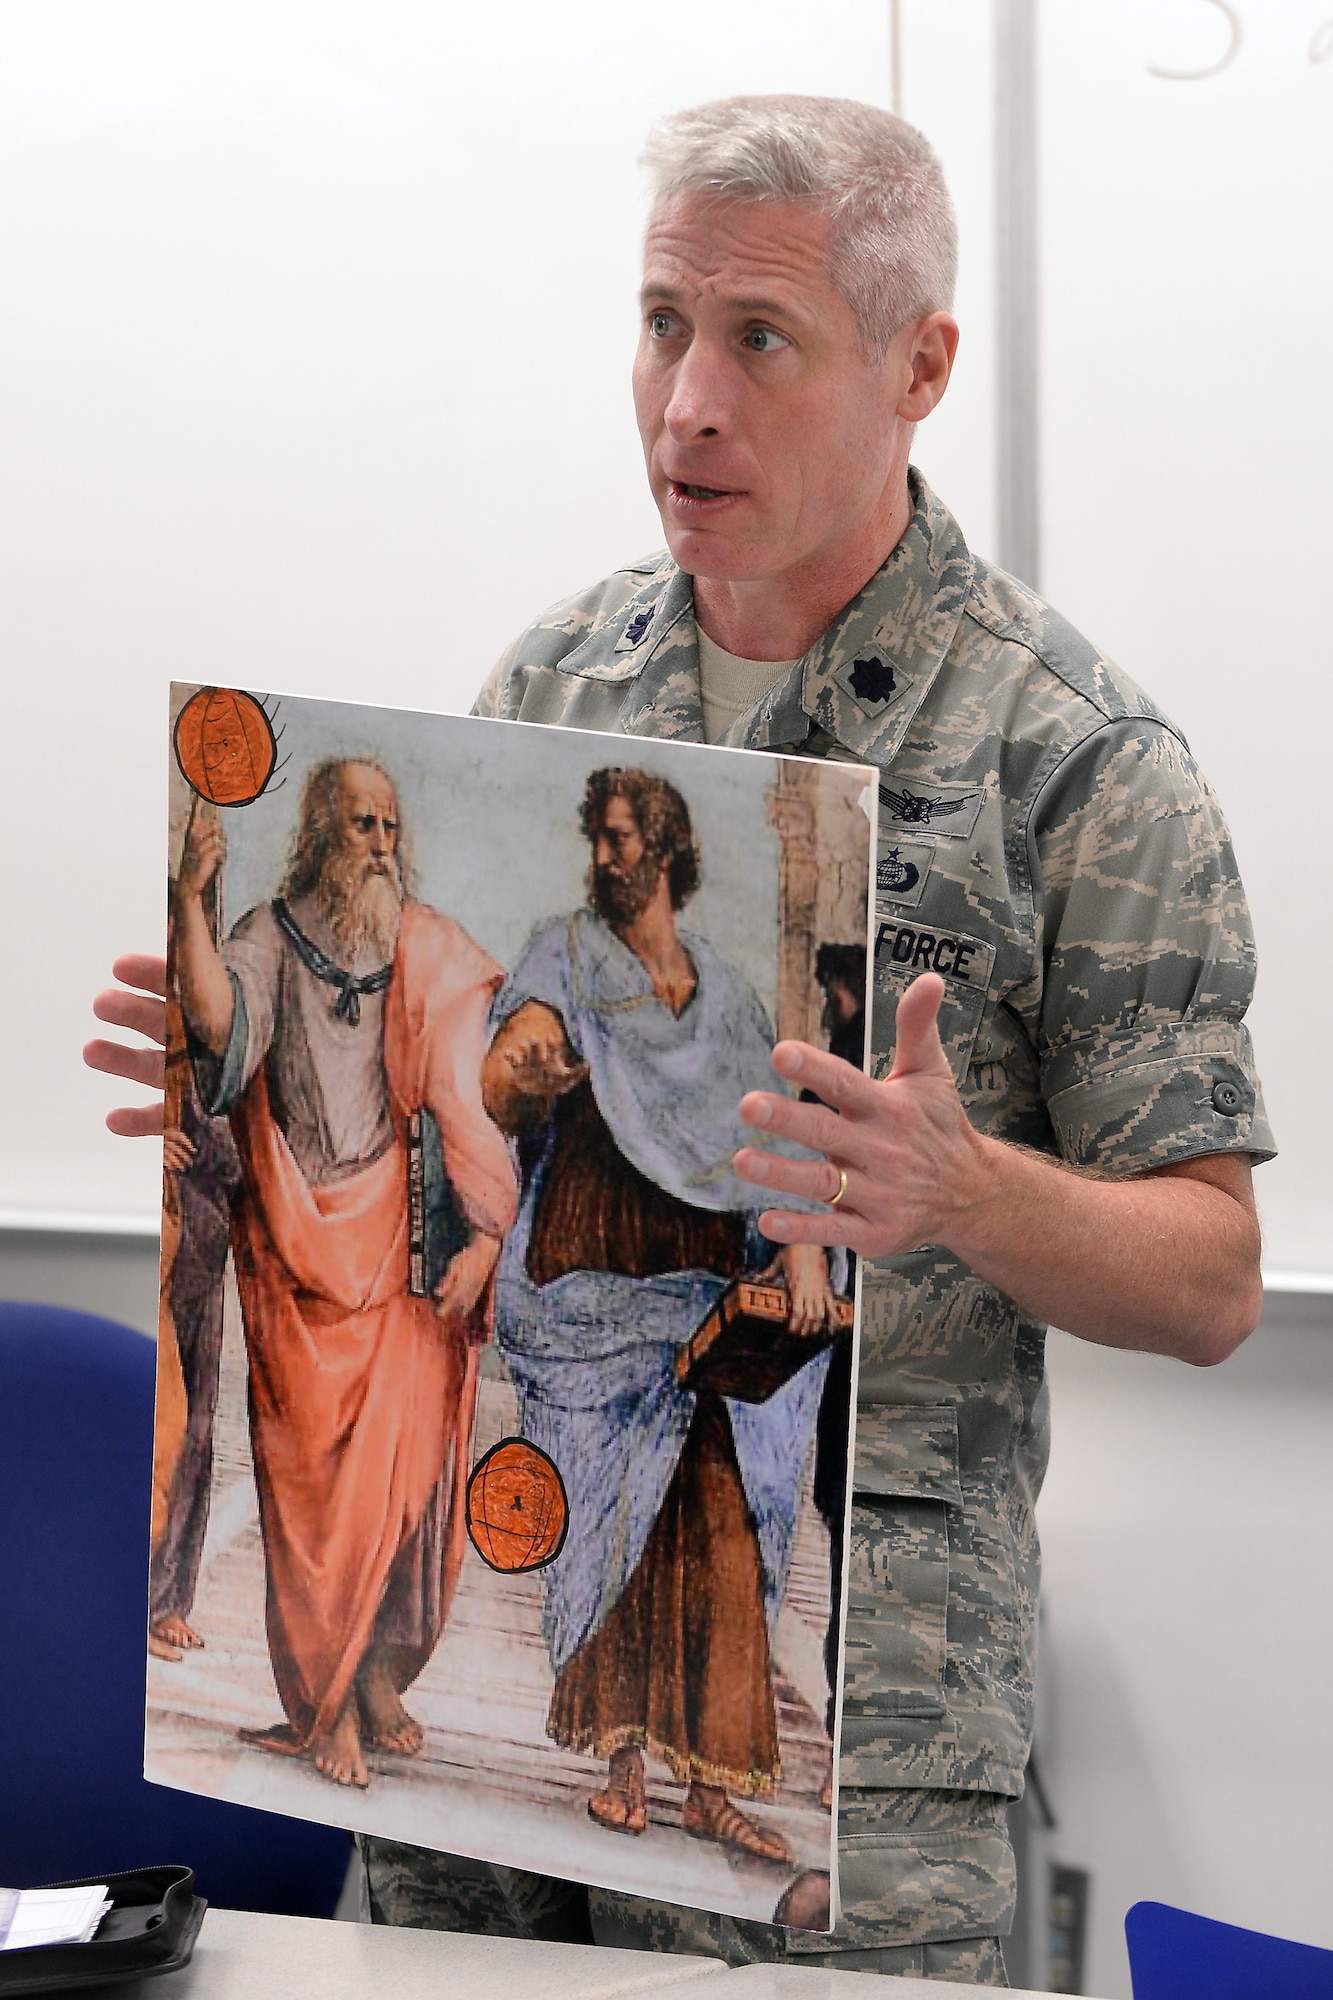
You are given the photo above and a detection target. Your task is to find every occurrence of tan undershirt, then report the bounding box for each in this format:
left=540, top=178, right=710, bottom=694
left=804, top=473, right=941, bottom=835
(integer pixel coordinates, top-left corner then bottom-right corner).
left=696, top=627, right=800, bottom=744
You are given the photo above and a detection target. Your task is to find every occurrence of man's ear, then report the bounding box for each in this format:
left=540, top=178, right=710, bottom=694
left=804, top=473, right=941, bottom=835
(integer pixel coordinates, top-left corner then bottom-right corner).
left=896, top=312, right=959, bottom=424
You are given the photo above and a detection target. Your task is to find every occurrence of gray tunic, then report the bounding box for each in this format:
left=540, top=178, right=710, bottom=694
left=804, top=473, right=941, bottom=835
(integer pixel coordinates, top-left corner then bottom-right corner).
left=206, top=896, right=395, bottom=1186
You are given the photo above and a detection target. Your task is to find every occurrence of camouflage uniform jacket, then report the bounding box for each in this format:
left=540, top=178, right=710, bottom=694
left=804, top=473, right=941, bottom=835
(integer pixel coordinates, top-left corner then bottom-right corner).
left=474, top=469, right=1273, bottom=1799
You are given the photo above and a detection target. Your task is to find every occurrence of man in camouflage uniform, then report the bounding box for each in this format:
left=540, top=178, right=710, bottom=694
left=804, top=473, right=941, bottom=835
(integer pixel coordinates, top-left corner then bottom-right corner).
left=357, top=95, right=1271, bottom=1981
left=89, top=93, right=1271, bottom=1985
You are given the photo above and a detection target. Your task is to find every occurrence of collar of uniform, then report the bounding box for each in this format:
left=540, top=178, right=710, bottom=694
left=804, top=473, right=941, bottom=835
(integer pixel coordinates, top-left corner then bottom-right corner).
left=790, top=469, right=974, bottom=764
left=614, top=567, right=707, bottom=742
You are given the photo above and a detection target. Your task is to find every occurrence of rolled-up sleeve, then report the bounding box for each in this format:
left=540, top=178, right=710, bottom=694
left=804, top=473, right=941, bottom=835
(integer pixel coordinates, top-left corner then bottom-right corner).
left=1028, top=719, right=1275, bottom=1173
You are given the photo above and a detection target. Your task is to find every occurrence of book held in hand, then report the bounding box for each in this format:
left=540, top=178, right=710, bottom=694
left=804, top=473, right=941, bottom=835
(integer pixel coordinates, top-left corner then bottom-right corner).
left=676, top=1278, right=854, bottom=1403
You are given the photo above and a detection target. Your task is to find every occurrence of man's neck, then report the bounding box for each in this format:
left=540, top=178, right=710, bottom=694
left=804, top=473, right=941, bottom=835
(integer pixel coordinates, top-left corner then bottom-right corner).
left=611, top=888, right=696, bottom=1016
left=691, top=473, right=914, bottom=662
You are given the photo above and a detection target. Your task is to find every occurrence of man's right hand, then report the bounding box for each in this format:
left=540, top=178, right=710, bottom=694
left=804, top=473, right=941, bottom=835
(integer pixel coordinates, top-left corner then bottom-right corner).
left=84, top=954, right=169, bottom=1137
left=482, top=1001, right=588, bottom=1133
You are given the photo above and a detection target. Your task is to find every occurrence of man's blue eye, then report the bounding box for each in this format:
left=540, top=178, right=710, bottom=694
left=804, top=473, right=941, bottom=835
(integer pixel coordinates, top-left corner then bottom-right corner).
left=746, top=329, right=786, bottom=353
left=650, top=313, right=673, bottom=337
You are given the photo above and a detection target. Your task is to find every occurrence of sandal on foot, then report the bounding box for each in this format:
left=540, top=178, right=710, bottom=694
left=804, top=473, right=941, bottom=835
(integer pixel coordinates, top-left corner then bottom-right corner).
left=588, top=1771, right=647, bottom=1836
left=682, top=1795, right=792, bottom=1867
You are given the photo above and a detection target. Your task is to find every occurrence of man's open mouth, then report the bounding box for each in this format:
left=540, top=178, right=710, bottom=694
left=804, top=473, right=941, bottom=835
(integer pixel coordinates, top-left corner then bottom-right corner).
left=671, top=479, right=735, bottom=501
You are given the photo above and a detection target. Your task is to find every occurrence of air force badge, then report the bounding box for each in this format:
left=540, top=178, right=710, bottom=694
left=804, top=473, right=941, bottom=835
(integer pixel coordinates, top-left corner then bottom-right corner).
left=879, top=779, right=984, bottom=841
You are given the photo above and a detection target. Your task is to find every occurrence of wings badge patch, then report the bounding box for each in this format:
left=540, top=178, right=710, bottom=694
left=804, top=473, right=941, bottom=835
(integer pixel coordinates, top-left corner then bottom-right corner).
left=878, top=779, right=984, bottom=842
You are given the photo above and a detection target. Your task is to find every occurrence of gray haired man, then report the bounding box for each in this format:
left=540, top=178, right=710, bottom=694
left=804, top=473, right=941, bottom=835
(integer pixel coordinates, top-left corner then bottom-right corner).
left=90, top=94, right=1271, bottom=1985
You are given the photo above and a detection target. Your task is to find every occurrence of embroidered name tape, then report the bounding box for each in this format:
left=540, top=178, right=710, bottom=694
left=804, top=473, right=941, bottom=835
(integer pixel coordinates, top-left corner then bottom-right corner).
left=874, top=919, right=992, bottom=984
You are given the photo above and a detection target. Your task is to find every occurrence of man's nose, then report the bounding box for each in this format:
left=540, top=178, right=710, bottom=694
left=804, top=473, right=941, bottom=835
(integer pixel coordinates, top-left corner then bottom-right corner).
left=662, top=336, right=731, bottom=444
left=370, top=821, right=392, bottom=855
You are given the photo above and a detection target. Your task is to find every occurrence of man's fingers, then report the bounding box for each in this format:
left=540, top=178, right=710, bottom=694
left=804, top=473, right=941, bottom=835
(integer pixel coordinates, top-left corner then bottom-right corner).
left=83, top=1038, right=167, bottom=1088
left=106, top=1104, right=166, bottom=1137
left=889, top=972, right=952, bottom=1080
left=739, top=1086, right=872, bottom=1163
left=768, top=1041, right=879, bottom=1113
left=735, top=1144, right=857, bottom=1209
left=93, top=989, right=168, bottom=1045
left=111, top=954, right=168, bottom=997
left=756, top=1207, right=866, bottom=1252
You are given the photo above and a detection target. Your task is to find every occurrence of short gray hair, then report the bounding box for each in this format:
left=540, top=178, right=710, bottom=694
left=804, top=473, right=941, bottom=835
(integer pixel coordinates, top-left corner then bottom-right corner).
left=641, top=95, right=957, bottom=358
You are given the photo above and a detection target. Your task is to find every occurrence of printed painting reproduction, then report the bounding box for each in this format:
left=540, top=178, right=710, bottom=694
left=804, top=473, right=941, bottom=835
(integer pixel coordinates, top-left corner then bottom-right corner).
left=147, top=685, right=876, bottom=1929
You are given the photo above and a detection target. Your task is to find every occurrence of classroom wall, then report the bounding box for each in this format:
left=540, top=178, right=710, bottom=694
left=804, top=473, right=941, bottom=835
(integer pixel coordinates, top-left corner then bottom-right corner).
left=2, top=4, right=1330, bottom=1992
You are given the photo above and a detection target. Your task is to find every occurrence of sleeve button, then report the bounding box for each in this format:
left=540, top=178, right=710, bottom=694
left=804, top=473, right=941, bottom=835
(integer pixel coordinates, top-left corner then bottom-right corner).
left=1212, top=1080, right=1243, bottom=1116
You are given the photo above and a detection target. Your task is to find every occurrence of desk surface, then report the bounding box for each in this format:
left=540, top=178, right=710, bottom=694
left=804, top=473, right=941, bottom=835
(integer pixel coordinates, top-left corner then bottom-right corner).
left=138, top=1908, right=1085, bottom=2000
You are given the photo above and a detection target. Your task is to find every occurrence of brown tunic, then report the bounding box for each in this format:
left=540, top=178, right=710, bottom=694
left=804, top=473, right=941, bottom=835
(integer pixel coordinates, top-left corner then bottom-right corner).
left=532, top=1082, right=780, bottom=1794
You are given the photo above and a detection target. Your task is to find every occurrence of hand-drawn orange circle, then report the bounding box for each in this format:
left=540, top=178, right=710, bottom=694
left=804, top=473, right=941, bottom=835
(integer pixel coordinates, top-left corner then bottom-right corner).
left=466, top=1437, right=569, bottom=1574
left=174, top=688, right=276, bottom=807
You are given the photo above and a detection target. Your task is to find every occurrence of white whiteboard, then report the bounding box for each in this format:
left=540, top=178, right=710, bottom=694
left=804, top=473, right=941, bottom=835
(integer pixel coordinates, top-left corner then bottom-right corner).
left=2, top=0, right=1328, bottom=1279
left=1039, top=0, right=1333, bottom=1276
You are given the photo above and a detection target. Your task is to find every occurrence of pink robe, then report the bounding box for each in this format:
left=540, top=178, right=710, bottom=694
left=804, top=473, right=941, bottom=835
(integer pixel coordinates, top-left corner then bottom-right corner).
left=227, top=903, right=516, bottom=1745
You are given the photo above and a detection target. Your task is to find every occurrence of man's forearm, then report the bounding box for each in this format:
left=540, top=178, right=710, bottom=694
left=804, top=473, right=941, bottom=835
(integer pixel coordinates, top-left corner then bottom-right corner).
left=940, top=1133, right=1263, bottom=1365
left=175, top=895, right=234, bottom=1057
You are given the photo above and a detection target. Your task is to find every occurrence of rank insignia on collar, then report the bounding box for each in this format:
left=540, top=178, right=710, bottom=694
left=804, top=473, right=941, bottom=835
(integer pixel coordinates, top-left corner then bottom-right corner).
left=623, top=605, right=656, bottom=646
left=848, top=655, right=897, bottom=705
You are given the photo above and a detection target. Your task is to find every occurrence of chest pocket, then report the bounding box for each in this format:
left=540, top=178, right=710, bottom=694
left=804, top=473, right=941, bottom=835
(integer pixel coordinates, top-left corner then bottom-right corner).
left=870, top=919, right=995, bottom=1085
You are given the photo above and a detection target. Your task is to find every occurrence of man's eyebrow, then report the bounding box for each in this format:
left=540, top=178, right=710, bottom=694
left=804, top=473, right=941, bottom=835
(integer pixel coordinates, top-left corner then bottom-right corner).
left=639, top=283, right=801, bottom=321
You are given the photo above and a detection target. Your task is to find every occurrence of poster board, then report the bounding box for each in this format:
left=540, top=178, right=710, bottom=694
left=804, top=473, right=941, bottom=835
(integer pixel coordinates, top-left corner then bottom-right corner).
left=145, top=683, right=876, bottom=1928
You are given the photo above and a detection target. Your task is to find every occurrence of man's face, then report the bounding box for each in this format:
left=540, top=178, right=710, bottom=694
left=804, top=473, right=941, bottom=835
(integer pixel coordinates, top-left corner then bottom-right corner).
left=316, top=763, right=404, bottom=959
left=335, top=765, right=400, bottom=878
left=633, top=195, right=909, bottom=587
left=589, top=794, right=665, bottom=926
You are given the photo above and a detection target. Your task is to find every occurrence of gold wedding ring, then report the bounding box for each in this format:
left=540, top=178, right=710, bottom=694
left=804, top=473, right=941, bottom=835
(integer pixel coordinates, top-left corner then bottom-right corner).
left=827, top=1166, right=849, bottom=1208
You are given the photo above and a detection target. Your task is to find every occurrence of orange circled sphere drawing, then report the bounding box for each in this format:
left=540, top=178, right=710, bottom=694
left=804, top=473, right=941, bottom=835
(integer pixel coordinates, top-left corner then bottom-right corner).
left=466, top=1437, right=569, bottom=1574
left=174, top=687, right=277, bottom=807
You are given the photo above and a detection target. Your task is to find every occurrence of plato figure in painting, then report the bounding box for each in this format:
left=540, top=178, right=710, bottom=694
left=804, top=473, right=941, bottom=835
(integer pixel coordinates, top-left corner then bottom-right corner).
left=174, top=756, right=517, bottom=1789
left=482, top=765, right=839, bottom=1865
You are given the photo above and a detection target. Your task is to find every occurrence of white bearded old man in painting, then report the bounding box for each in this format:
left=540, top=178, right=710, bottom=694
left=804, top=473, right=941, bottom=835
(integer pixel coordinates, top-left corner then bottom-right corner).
left=172, top=756, right=517, bottom=1790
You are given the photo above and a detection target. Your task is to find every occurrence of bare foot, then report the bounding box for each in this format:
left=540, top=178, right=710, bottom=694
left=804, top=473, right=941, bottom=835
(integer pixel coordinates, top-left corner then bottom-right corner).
left=239, top=1721, right=305, bottom=1757
left=356, top=1648, right=425, bottom=1755
left=588, top=1746, right=647, bottom=1836
left=152, top=1613, right=204, bottom=1651
left=311, top=1705, right=369, bottom=1789
left=683, top=1783, right=792, bottom=1866
left=148, top=1631, right=182, bottom=1662
left=239, top=1715, right=369, bottom=1789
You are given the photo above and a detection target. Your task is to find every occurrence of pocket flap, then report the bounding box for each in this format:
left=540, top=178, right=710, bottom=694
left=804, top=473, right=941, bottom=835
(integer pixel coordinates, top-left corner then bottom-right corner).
left=852, top=1404, right=962, bottom=1506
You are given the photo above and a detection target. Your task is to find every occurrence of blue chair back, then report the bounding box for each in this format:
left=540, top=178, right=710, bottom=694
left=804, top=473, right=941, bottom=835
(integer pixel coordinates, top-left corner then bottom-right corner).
left=0, top=1300, right=351, bottom=1916
left=1126, top=1901, right=1333, bottom=2000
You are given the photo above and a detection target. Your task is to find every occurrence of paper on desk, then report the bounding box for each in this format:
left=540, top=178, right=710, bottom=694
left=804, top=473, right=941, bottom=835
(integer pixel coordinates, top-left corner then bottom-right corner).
left=0, top=1886, right=112, bottom=1951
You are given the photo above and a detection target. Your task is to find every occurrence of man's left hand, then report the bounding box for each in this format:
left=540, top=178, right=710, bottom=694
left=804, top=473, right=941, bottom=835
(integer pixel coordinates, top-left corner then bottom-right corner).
left=735, top=973, right=980, bottom=1260
left=434, top=1232, right=503, bottom=1343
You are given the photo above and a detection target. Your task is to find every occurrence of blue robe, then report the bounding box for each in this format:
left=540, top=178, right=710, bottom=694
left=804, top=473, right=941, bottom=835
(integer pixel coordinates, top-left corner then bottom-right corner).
left=492, top=911, right=831, bottom=1677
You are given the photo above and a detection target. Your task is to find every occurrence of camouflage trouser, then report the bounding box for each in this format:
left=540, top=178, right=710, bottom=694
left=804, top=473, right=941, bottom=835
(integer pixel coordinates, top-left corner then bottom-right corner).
left=360, top=1787, right=1014, bottom=1985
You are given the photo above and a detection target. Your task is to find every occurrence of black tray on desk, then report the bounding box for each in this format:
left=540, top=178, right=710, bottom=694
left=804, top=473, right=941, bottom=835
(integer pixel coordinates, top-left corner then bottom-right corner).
left=0, top=1866, right=205, bottom=1994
